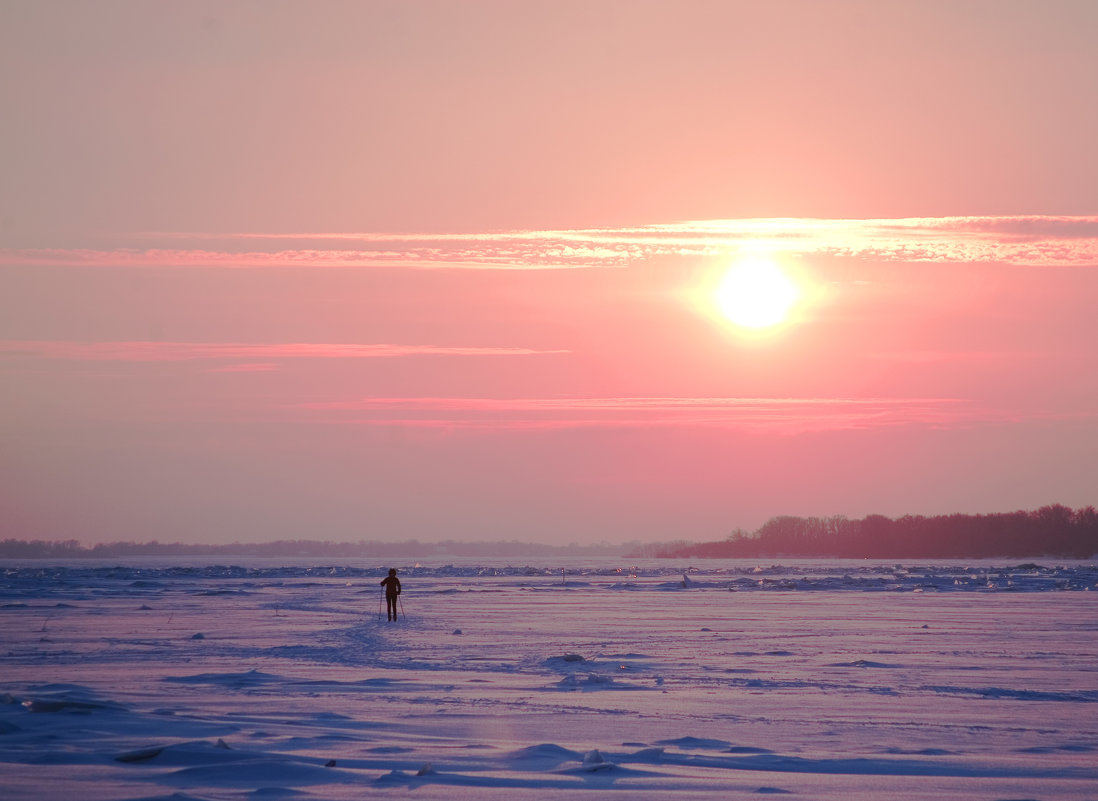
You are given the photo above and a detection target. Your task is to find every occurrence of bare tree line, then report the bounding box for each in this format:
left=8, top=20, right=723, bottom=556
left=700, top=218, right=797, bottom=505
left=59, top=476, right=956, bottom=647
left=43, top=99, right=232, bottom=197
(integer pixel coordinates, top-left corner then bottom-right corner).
left=635, top=505, right=1098, bottom=559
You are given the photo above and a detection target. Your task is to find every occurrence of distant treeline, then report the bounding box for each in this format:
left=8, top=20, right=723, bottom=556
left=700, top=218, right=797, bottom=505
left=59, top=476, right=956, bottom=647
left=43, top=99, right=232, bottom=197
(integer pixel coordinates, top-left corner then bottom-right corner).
left=0, top=538, right=627, bottom=559
left=4, top=506, right=1095, bottom=560
left=632, top=505, right=1098, bottom=559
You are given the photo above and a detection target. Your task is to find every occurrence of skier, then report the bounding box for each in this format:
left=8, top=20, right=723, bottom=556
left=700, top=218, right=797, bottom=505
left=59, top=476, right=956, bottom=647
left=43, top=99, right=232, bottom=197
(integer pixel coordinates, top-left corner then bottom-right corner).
left=380, top=568, right=401, bottom=622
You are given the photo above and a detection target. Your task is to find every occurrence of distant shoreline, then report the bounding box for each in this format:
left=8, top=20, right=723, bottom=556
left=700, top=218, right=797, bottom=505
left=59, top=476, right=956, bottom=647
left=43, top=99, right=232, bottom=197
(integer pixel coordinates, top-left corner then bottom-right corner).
left=3, top=505, right=1095, bottom=561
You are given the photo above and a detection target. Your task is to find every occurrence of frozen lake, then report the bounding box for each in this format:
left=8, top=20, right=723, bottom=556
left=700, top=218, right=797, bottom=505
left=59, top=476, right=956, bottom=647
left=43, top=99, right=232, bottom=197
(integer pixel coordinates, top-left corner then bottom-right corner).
left=2, top=559, right=1097, bottom=800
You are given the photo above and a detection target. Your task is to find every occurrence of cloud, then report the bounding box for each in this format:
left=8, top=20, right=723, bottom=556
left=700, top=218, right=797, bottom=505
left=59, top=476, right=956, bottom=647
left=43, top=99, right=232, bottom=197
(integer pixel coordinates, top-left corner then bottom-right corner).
left=0, top=341, right=566, bottom=362
left=864, top=350, right=1039, bottom=365
left=204, top=362, right=280, bottom=373
left=896, top=216, right=1098, bottom=241
left=293, top=395, right=995, bottom=434
left=5, top=216, right=1097, bottom=270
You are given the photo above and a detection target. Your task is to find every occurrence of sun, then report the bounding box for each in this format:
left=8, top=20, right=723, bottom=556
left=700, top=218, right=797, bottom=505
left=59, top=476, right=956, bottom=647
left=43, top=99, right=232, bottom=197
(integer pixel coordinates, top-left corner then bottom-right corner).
left=714, top=256, right=799, bottom=329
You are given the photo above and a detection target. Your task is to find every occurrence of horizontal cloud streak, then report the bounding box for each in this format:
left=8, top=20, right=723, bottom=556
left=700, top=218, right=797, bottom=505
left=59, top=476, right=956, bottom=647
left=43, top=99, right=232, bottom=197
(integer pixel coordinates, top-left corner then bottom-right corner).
left=0, top=248, right=580, bottom=270
left=865, top=350, right=1040, bottom=364
left=294, top=395, right=997, bottom=434
left=5, top=216, right=1098, bottom=270
left=0, top=341, right=565, bottom=362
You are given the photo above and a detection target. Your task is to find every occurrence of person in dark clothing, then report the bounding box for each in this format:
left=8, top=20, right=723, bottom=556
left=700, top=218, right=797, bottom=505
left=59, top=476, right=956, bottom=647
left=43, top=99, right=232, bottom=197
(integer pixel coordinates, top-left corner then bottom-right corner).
left=380, top=568, right=401, bottom=621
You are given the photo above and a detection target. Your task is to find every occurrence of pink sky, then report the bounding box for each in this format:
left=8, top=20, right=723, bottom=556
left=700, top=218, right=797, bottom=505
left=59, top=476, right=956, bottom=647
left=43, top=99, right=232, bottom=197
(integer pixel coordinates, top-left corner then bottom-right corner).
left=3, top=2, right=1097, bottom=545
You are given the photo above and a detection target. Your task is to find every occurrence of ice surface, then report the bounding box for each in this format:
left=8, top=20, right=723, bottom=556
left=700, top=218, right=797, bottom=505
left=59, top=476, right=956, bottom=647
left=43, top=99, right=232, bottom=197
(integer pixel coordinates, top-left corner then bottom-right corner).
left=2, top=558, right=1097, bottom=800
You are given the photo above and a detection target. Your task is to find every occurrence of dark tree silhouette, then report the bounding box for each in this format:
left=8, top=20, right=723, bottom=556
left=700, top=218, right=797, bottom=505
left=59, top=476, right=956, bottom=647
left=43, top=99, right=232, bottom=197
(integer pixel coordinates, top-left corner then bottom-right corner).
left=648, top=505, right=1098, bottom=559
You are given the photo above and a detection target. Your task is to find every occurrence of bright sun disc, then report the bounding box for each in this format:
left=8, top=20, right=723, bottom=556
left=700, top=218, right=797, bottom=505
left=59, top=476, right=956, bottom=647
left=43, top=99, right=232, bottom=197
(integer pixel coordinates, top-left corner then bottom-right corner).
left=715, top=258, right=798, bottom=329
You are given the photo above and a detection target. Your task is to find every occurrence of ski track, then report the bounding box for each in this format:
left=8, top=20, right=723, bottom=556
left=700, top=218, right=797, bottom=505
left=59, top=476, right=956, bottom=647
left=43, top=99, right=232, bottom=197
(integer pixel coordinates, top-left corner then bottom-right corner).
left=1, top=558, right=1097, bottom=800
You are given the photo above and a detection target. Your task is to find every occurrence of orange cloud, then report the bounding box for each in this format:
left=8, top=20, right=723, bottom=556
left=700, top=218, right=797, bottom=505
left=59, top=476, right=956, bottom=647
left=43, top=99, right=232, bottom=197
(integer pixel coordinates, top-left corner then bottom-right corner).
left=293, top=395, right=995, bottom=434
left=0, top=341, right=566, bottom=362
left=5, top=216, right=1097, bottom=270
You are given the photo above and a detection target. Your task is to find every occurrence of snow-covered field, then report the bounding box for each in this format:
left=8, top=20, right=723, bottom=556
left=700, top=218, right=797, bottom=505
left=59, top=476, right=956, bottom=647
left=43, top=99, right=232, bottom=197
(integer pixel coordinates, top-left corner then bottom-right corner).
left=2, top=558, right=1097, bottom=800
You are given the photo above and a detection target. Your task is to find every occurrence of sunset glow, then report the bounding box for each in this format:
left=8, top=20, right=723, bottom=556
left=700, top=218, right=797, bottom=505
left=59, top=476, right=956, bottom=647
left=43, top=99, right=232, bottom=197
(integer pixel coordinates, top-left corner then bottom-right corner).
left=5, top=7, right=1098, bottom=800
left=714, top=257, right=799, bottom=329
left=2, top=2, right=1097, bottom=548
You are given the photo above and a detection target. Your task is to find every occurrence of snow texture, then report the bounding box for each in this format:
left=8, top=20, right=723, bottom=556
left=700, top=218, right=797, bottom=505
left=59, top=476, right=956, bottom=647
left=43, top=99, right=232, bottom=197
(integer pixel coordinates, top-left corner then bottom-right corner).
left=1, top=557, right=1097, bottom=800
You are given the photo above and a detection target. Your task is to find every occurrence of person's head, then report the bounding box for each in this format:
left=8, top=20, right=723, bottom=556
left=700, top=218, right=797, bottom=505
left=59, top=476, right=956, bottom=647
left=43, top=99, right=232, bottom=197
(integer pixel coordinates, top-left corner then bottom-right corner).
left=388, top=568, right=396, bottom=576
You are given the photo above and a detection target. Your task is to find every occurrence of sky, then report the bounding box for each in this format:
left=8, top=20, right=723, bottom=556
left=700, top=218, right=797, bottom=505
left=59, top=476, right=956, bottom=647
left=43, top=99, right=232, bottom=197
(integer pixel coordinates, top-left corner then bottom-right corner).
left=2, top=1, right=1097, bottom=547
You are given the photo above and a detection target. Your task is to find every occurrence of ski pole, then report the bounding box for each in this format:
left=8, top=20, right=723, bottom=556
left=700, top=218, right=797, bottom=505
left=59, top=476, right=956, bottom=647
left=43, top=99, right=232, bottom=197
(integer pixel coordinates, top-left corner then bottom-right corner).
left=378, top=588, right=383, bottom=621
left=398, top=595, right=405, bottom=621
